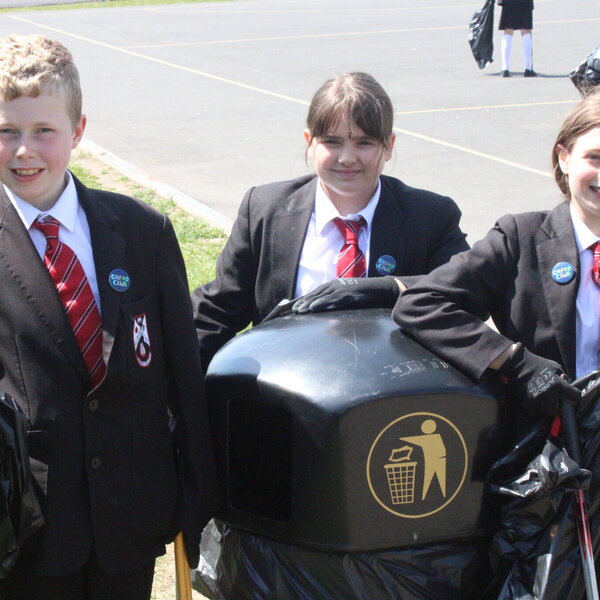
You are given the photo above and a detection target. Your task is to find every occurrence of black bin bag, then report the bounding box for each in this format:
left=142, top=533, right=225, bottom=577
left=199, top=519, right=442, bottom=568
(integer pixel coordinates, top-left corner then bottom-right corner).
left=0, top=392, right=44, bottom=577
left=468, top=0, right=495, bottom=69
left=194, top=520, right=495, bottom=600
left=570, top=44, right=600, bottom=96
left=193, top=308, right=514, bottom=599
left=487, top=374, right=600, bottom=599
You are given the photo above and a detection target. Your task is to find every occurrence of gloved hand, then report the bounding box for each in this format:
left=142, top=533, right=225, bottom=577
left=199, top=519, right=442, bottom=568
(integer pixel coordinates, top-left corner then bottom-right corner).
left=500, top=343, right=581, bottom=417
left=292, top=276, right=400, bottom=314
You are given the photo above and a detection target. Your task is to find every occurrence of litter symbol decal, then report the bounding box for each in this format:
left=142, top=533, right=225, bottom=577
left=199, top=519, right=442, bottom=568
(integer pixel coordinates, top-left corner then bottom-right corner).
left=133, top=313, right=152, bottom=367
left=366, top=413, right=467, bottom=518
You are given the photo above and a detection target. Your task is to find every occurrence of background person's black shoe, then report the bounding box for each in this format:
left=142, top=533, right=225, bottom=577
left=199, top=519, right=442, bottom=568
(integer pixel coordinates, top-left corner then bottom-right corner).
left=524, top=69, right=537, bottom=77
left=502, top=70, right=510, bottom=77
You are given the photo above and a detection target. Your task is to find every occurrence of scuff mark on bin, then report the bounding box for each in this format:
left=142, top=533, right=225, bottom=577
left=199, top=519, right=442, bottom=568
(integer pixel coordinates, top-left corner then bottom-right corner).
left=344, top=331, right=360, bottom=367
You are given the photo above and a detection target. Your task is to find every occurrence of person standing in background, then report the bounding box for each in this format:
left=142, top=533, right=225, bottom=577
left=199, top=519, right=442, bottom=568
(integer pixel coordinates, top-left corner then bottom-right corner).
left=498, top=0, right=536, bottom=77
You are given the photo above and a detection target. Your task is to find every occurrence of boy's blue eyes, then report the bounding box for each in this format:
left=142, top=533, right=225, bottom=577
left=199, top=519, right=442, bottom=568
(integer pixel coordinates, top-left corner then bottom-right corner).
left=0, top=127, right=53, bottom=135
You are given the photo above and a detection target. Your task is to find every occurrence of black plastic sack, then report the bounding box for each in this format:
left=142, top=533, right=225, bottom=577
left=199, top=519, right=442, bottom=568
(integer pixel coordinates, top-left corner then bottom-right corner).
left=570, top=44, right=600, bottom=96
left=487, top=377, right=600, bottom=599
left=194, top=520, right=498, bottom=600
left=0, top=392, right=44, bottom=577
left=468, top=0, right=495, bottom=69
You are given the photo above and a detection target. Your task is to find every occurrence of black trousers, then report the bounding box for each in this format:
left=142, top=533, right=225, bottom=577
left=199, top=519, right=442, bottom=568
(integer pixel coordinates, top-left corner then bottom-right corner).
left=0, top=553, right=155, bottom=600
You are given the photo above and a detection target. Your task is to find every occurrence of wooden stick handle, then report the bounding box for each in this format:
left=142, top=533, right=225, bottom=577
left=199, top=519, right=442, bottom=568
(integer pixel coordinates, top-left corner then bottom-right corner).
left=174, top=532, right=193, bottom=600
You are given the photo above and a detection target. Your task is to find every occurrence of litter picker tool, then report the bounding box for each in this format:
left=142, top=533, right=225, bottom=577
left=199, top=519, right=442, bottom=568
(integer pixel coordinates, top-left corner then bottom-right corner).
left=555, top=381, right=600, bottom=600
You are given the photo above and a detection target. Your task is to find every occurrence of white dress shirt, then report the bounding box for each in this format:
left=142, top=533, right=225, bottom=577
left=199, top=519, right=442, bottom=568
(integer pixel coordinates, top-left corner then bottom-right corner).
left=294, top=178, right=381, bottom=298
left=6, top=171, right=102, bottom=311
left=570, top=205, right=600, bottom=378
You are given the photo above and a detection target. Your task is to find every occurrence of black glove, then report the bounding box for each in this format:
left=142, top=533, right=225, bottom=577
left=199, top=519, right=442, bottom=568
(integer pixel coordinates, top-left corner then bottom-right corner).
left=500, top=343, right=581, bottom=417
left=292, top=276, right=399, bottom=314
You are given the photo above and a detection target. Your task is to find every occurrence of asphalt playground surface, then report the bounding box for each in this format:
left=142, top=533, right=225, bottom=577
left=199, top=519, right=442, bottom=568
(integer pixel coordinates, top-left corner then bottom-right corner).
left=0, top=0, right=598, bottom=243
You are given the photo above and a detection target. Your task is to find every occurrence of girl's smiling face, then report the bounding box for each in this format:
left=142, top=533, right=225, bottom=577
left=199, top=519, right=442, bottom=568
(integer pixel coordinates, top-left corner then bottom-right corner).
left=558, top=125, right=600, bottom=233
left=305, top=117, right=395, bottom=216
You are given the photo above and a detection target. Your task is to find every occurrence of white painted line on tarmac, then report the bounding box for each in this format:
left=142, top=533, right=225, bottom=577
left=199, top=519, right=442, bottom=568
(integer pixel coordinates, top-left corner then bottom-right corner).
left=123, top=26, right=465, bottom=49
left=143, top=1, right=568, bottom=14
left=143, top=4, right=493, bottom=14
left=393, top=127, right=553, bottom=177
left=395, top=100, right=576, bottom=116
left=538, top=17, right=600, bottom=25
left=10, top=15, right=309, bottom=105
left=122, top=19, right=599, bottom=49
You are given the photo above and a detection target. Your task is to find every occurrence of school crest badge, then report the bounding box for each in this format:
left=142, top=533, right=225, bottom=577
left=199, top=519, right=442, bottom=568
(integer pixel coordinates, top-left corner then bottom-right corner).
left=133, top=313, right=152, bottom=367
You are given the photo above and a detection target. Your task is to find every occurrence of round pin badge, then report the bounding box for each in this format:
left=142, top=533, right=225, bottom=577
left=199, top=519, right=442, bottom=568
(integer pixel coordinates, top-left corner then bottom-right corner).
left=376, top=255, right=397, bottom=275
left=109, top=268, right=131, bottom=292
left=551, top=262, right=575, bottom=284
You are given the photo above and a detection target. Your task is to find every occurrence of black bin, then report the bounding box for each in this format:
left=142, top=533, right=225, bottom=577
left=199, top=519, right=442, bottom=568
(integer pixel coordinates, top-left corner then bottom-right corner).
left=205, top=308, right=511, bottom=552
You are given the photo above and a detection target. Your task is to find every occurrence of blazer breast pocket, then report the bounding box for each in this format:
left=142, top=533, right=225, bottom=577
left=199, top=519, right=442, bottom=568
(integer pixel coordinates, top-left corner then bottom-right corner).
left=119, top=297, right=165, bottom=380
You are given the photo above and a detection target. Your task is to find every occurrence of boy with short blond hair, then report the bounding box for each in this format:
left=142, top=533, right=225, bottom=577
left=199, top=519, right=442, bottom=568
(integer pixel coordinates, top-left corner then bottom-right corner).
left=0, top=34, right=218, bottom=599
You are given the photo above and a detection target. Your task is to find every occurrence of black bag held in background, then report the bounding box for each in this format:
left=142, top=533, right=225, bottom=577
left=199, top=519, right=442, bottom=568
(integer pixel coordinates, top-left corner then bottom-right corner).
left=468, top=0, right=495, bottom=69
left=0, top=392, right=44, bottom=578
left=570, top=44, right=600, bottom=96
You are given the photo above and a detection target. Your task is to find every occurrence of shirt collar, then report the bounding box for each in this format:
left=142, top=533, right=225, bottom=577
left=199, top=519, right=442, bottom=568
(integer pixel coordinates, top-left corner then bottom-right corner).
left=5, top=171, right=78, bottom=231
left=569, top=203, right=599, bottom=253
left=314, top=178, right=381, bottom=235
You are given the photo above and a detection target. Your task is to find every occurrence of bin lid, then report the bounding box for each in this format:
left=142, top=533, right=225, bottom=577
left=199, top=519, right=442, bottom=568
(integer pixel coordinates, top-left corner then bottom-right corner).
left=208, top=308, right=486, bottom=407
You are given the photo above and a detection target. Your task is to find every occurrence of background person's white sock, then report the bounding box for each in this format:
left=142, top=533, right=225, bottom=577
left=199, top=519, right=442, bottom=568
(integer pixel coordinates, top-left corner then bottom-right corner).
left=522, top=32, right=533, bottom=70
left=502, top=34, right=513, bottom=71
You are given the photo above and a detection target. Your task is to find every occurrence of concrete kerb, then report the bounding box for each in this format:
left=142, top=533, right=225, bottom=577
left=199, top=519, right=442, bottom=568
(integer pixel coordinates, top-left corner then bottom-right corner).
left=79, top=138, right=234, bottom=234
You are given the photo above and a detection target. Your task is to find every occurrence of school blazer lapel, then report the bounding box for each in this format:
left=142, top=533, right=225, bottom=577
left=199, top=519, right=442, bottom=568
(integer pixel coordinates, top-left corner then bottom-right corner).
left=537, top=202, right=579, bottom=377
left=369, top=179, right=407, bottom=277
left=269, top=177, right=316, bottom=304
left=0, top=186, right=88, bottom=381
left=75, top=179, right=125, bottom=370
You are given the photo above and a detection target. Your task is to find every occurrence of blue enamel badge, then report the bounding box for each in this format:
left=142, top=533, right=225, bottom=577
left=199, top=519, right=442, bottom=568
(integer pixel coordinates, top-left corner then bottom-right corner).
left=551, top=262, right=575, bottom=284
left=109, top=268, right=131, bottom=292
left=376, top=255, right=397, bottom=275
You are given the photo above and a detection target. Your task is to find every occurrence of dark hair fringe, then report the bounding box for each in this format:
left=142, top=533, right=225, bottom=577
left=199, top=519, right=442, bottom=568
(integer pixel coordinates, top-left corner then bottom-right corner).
left=306, top=72, right=393, bottom=146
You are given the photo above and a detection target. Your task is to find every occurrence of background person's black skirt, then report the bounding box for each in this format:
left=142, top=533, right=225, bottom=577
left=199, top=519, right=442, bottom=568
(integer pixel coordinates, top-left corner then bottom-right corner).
left=498, top=0, right=533, bottom=30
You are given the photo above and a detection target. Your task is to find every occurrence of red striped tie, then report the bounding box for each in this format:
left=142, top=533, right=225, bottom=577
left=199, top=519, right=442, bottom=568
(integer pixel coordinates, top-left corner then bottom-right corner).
left=33, top=217, right=106, bottom=387
left=334, top=216, right=367, bottom=278
left=592, top=241, right=600, bottom=286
